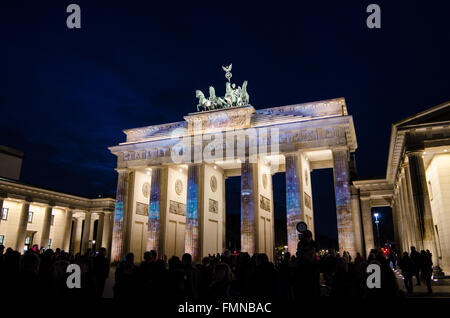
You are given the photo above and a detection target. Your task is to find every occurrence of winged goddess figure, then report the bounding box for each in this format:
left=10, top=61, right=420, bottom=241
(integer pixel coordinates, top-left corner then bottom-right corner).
left=222, top=63, right=232, bottom=82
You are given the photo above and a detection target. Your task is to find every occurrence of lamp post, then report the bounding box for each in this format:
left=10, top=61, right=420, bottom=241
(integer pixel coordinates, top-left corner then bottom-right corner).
left=374, top=212, right=380, bottom=248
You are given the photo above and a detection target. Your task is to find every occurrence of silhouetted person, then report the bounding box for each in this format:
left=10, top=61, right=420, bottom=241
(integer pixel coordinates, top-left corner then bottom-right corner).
left=114, top=253, right=137, bottom=301
left=399, top=252, right=414, bottom=294
left=410, top=246, right=421, bottom=285
left=420, top=250, right=433, bottom=294
left=250, top=253, right=280, bottom=297
left=208, top=263, right=233, bottom=298
left=354, top=252, right=365, bottom=273
left=168, top=256, right=185, bottom=299
left=18, top=252, right=43, bottom=296
left=294, top=243, right=320, bottom=298
left=181, top=253, right=199, bottom=298
left=93, top=247, right=110, bottom=297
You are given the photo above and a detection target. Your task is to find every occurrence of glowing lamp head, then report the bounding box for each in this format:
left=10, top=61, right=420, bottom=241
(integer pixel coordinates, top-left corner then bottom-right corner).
left=374, top=213, right=379, bottom=218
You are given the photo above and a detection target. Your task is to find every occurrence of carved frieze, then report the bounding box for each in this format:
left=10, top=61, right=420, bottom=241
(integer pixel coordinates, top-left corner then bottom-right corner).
left=136, top=202, right=149, bottom=216
left=169, top=200, right=186, bottom=216
left=259, top=195, right=271, bottom=212
left=208, top=198, right=218, bottom=213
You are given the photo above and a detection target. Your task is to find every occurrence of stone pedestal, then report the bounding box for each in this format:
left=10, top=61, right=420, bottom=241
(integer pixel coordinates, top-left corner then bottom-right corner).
left=184, top=105, right=255, bottom=134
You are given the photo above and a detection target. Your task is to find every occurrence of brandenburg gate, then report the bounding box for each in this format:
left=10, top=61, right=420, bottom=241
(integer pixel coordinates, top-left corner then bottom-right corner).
left=108, top=72, right=359, bottom=262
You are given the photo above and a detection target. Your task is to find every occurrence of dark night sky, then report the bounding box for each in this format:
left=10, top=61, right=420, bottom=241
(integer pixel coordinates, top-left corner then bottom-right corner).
left=1, top=1, right=449, bottom=241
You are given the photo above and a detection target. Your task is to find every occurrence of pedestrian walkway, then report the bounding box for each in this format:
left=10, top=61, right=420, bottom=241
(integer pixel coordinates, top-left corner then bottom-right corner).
left=394, top=267, right=450, bottom=298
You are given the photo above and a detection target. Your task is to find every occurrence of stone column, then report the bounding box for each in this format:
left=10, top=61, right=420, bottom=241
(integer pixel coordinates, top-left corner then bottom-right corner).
left=40, top=205, right=53, bottom=249
left=350, top=188, right=363, bottom=255
left=395, top=185, right=408, bottom=253
left=71, top=217, right=82, bottom=254
left=404, top=163, right=422, bottom=250
left=81, top=212, right=92, bottom=254
left=222, top=173, right=226, bottom=251
left=241, top=160, right=257, bottom=255
left=332, top=148, right=356, bottom=257
left=391, top=201, right=401, bottom=255
left=62, top=209, right=73, bottom=252
left=111, top=170, right=132, bottom=262
left=285, top=153, right=302, bottom=255
left=0, top=197, right=4, bottom=224
left=400, top=173, right=412, bottom=250
left=95, top=213, right=105, bottom=251
left=397, top=178, right=407, bottom=250
left=407, top=151, right=437, bottom=262
left=360, top=196, right=374, bottom=257
left=147, top=167, right=167, bottom=256
left=102, top=212, right=113, bottom=254
left=185, top=165, right=203, bottom=261
left=16, top=200, right=30, bottom=251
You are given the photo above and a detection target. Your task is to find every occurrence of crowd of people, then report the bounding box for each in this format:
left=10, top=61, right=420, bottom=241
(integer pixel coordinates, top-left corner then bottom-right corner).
left=399, top=246, right=434, bottom=294
left=0, top=244, right=110, bottom=298
left=0, top=231, right=435, bottom=300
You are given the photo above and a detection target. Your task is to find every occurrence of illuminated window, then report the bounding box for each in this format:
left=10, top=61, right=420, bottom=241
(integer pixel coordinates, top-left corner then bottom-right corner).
left=1, top=208, right=8, bottom=220
left=0, top=235, right=4, bottom=245
left=48, top=238, right=52, bottom=249
left=28, top=212, right=34, bottom=223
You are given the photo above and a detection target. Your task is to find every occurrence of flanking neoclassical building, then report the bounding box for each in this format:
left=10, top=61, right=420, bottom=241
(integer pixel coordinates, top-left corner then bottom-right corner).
left=354, top=101, right=450, bottom=274
left=0, top=148, right=115, bottom=254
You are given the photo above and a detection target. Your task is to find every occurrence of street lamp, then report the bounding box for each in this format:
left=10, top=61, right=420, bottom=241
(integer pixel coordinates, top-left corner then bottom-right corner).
left=374, top=212, right=380, bottom=247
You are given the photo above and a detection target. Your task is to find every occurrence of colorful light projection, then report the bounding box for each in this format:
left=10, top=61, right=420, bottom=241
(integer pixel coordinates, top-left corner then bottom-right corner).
left=185, top=165, right=199, bottom=259
left=332, top=148, right=355, bottom=256
left=111, top=171, right=130, bottom=262
left=147, top=168, right=162, bottom=253
left=241, top=161, right=255, bottom=255
left=285, top=154, right=302, bottom=255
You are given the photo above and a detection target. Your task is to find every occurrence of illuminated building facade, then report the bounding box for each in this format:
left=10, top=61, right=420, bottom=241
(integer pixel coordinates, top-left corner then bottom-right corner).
left=0, top=174, right=115, bottom=254
left=353, top=101, right=450, bottom=274
left=109, top=97, right=359, bottom=262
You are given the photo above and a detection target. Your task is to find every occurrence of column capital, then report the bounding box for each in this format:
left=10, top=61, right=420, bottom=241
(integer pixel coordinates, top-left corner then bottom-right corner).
left=405, top=149, right=425, bottom=157
left=115, top=168, right=132, bottom=174
left=360, top=194, right=371, bottom=201
left=284, top=151, right=299, bottom=157
left=23, top=197, right=33, bottom=204
left=400, top=161, right=410, bottom=169
left=331, top=146, right=349, bottom=152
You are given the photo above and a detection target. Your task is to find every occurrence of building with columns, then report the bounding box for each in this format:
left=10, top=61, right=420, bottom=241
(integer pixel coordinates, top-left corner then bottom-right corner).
left=0, top=160, right=115, bottom=254
left=353, top=101, right=450, bottom=274
left=108, top=97, right=361, bottom=263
